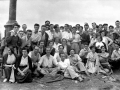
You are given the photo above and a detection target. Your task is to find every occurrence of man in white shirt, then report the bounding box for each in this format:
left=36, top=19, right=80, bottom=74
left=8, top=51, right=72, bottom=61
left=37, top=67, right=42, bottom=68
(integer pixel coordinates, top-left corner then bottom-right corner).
left=31, top=24, right=41, bottom=45
left=61, top=24, right=72, bottom=43
left=58, top=52, right=83, bottom=82
left=37, top=47, right=58, bottom=76
left=45, top=24, right=54, bottom=41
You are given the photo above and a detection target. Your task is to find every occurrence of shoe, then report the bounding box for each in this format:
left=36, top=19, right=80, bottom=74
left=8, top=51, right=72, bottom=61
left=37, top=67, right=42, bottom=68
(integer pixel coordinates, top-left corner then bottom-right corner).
left=3, top=78, right=7, bottom=82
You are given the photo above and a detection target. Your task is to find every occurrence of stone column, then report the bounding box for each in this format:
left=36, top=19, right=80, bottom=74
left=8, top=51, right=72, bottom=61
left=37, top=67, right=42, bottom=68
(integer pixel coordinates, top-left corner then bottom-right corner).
left=4, top=0, right=18, bottom=37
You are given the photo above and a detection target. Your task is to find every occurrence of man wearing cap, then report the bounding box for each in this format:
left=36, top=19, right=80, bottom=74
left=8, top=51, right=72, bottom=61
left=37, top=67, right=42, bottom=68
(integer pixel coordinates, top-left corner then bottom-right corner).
left=6, top=23, right=22, bottom=54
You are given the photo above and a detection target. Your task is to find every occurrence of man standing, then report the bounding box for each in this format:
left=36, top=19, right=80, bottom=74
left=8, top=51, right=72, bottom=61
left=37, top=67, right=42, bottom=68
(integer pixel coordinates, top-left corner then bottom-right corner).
left=6, top=23, right=22, bottom=54
left=31, top=24, right=41, bottom=46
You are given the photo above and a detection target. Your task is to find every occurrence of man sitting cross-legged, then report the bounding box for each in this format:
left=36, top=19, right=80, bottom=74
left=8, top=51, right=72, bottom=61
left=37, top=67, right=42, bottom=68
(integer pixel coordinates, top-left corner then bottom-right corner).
left=28, top=46, right=41, bottom=77
left=58, top=52, right=83, bottom=82
left=37, top=46, right=58, bottom=76
left=68, top=49, right=89, bottom=76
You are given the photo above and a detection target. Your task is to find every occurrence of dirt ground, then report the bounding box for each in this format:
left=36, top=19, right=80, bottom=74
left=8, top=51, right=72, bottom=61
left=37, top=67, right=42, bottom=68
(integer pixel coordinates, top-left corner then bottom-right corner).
left=0, top=71, right=120, bottom=90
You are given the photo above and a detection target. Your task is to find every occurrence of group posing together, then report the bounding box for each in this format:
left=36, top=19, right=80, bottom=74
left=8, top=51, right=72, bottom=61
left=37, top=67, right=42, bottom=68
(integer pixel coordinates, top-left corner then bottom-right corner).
left=1, top=20, right=120, bottom=83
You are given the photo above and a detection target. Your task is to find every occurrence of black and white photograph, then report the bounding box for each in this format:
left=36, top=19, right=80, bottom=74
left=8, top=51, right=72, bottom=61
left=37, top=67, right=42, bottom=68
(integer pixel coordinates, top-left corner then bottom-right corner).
left=0, top=0, right=120, bottom=90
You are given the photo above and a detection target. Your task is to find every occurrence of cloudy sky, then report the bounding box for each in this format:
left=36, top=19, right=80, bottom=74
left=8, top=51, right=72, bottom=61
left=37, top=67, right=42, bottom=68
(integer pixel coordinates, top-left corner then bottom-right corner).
left=0, top=0, right=120, bottom=37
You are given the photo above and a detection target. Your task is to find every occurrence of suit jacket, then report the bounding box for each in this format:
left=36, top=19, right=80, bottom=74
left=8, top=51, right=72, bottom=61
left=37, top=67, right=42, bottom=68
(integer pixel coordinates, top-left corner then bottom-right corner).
left=15, top=56, right=32, bottom=71
left=6, top=35, right=22, bottom=48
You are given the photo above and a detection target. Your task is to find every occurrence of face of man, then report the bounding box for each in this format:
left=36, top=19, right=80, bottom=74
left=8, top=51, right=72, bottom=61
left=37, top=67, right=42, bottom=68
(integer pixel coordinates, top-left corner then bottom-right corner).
left=46, top=47, right=51, bottom=55
left=64, top=25, right=68, bottom=30
left=60, top=54, right=66, bottom=61
left=92, top=23, right=96, bottom=29
left=22, top=50, right=28, bottom=57
left=22, top=24, right=27, bottom=30
left=13, top=26, right=19, bottom=33
left=72, top=28, right=76, bottom=33
left=40, top=42, right=44, bottom=47
left=62, top=39, right=67, bottom=46
left=59, top=46, right=64, bottom=52
left=84, top=25, right=89, bottom=30
left=27, top=31, right=32, bottom=38
left=50, top=25, right=54, bottom=30
left=45, top=21, right=50, bottom=26
left=115, top=22, right=120, bottom=27
left=34, top=46, right=39, bottom=53
left=41, top=26, right=46, bottom=33
left=34, top=26, right=39, bottom=32
left=19, top=31, right=24, bottom=37
left=70, top=50, right=75, bottom=56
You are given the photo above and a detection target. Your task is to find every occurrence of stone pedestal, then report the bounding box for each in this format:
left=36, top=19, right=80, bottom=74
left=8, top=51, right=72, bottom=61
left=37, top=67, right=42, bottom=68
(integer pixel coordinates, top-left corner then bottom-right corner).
left=4, top=0, right=17, bottom=37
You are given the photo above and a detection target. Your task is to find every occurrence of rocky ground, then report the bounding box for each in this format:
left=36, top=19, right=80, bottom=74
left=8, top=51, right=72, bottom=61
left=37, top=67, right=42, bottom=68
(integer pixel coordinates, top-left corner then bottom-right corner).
left=0, top=71, right=120, bottom=90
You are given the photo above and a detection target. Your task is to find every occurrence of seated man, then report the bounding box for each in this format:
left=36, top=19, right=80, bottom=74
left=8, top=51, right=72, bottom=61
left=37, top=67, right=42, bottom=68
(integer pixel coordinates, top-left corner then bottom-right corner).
left=109, top=43, right=120, bottom=71
left=69, top=49, right=89, bottom=75
left=28, top=46, right=41, bottom=77
left=37, top=46, right=58, bottom=76
left=79, top=42, right=90, bottom=65
left=58, top=52, right=83, bottom=82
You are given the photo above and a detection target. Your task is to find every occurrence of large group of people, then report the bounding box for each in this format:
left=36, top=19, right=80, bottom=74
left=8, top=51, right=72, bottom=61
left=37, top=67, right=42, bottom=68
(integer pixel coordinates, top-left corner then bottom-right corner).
left=1, top=20, right=120, bottom=83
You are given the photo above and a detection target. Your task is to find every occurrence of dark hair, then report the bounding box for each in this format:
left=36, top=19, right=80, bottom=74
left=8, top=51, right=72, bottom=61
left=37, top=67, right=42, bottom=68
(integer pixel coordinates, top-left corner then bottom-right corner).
left=34, top=23, right=40, bottom=27
left=116, top=20, right=120, bottom=23
left=59, top=51, right=66, bottom=57
left=109, top=25, right=114, bottom=29
left=103, top=23, right=108, bottom=26
left=83, top=42, right=89, bottom=46
left=8, top=46, right=14, bottom=54
left=100, top=30, right=107, bottom=36
left=59, top=45, right=64, bottom=49
left=48, top=40, right=54, bottom=46
left=96, top=34, right=102, bottom=41
left=90, top=45, right=96, bottom=50
left=54, top=24, right=59, bottom=29
left=22, top=47, right=29, bottom=53
left=22, top=24, right=27, bottom=26
left=101, top=46, right=107, bottom=52
left=13, top=23, right=20, bottom=28
left=62, top=38, right=67, bottom=43
left=45, top=20, right=50, bottom=24
left=27, top=29, right=32, bottom=32
left=60, top=26, right=64, bottom=29
left=80, top=26, right=83, bottom=29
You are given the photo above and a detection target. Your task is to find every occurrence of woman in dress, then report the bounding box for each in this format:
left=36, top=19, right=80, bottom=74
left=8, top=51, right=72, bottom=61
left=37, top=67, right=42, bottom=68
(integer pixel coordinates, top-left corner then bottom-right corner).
left=86, top=45, right=99, bottom=74
left=98, top=46, right=112, bottom=74
left=3, top=47, right=16, bottom=83
left=15, top=47, right=32, bottom=83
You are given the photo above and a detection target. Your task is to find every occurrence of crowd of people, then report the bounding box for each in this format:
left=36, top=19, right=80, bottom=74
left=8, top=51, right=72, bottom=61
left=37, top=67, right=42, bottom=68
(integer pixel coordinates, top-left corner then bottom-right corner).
left=1, top=20, right=120, bottom=83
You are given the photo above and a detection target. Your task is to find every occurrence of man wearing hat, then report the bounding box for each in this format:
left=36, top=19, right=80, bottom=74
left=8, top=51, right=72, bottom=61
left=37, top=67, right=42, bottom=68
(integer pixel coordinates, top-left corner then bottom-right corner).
left=6, top=23, right=22, bottom=55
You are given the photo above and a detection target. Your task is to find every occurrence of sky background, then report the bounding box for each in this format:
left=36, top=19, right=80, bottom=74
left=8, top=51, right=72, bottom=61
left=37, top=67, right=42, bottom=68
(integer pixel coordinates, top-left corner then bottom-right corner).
left=0, top=0, right=120, bottom=37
